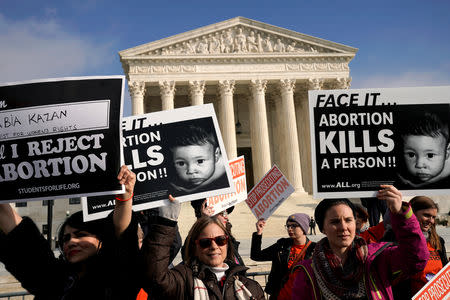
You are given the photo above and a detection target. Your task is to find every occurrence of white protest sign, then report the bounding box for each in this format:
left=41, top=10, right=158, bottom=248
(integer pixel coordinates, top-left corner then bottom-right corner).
left=245, top=165, right=294, bottom=220
left=206, top=156, right=247, bottom=215
left=413, top=262, right=450, bottom=300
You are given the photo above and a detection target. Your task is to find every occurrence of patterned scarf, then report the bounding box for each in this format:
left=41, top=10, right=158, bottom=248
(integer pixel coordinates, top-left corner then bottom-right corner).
left=193, top=276, right=253, bottom=300
left=312, top=236, right=368, bottom=299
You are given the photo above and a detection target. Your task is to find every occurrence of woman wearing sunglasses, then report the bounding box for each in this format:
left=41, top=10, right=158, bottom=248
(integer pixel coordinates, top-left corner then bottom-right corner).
left=250, top=213, right=315, bottom=299
left=188, top=198, right=244, bottom=266
left=0, top=165, right=140, bottom=299
left=141, top=196, right=265, bottom=299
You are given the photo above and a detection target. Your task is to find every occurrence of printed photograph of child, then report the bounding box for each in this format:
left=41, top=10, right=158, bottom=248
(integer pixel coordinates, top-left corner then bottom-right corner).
left=396, top=106, right=450, bottom=188
left=165, top=117, right=230, bottom=196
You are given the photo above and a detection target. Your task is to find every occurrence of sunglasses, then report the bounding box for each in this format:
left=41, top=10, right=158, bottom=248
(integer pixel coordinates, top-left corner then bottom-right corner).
left=195, top=235, right=229, bottom=248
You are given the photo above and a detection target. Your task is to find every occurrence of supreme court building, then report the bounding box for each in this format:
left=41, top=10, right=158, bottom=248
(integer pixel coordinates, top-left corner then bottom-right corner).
left=119, top=17, right=358, bottom=194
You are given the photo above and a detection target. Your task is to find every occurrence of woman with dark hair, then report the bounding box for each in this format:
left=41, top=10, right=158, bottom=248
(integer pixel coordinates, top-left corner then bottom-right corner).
left=291, top=185, right=429, bottom=300
left=142, top=197, right=265, bottom=299
left=0, top=165, right=140, bottom=299
left=408, top=196, right=448, bottom=295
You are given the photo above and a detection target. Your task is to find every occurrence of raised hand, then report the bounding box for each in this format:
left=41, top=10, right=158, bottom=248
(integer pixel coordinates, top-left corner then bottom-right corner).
left=256, top=218, right=266, bottom=235
left=116, top=165, right=136, bottom=201
left=377, top=185, right=402, bottom=214
left=158, top=195, right=181, bottom=222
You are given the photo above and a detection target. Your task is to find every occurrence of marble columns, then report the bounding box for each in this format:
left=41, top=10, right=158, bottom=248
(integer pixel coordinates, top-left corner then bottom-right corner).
left=159, top=80, right=176, bottom=110
left=129, top=81, right=146, bottom=115
left=249, top=79, right=271, bottom=182
left=279, top=79, right=304, bottom=191
left=218, top=80, right=237, bottom=159
left=189, top=80, right=206, bottom=106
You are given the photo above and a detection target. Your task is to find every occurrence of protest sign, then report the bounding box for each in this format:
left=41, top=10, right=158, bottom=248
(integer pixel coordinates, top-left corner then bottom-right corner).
left=309, top=86, right=450, bottom=198
left=245, top=165, right=294, bottom=220
left=82, top=104, right=235, bottom=221
left=206, top=156, right=247, bottom=215
left=0, top=76, right=125, bottom=203
left=412, top=262, right=450, bottom=300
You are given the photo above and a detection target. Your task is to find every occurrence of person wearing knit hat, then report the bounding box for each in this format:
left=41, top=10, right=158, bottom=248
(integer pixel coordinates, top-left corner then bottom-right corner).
left=286, top=213, right=310, bottom=235
left=250, top=213, right=316, bottom=299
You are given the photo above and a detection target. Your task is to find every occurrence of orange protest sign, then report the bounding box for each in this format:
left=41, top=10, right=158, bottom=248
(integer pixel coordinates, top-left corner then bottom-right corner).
left=413, top=262, right=450, bottom=300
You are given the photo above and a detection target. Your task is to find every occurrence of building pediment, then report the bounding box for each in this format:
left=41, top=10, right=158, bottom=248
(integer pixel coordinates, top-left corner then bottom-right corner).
left=119, top=17, right=357, bottom=59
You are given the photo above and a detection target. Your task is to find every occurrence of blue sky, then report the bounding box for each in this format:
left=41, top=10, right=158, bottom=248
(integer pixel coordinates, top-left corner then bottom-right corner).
left=1, top=0, right=449, bottom=117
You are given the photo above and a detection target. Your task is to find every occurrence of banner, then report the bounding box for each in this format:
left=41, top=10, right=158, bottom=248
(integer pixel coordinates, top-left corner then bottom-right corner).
left=245, top=165, right=294, bottom=220
left=309, top=86, right=450, bottom=198
left=83, top=104, right=235, bottom=221
left=0, top=76, right=124, bottom=203
left=412, top=262, right=450, bottom=300
left=206, top=156, right=247, bottom=215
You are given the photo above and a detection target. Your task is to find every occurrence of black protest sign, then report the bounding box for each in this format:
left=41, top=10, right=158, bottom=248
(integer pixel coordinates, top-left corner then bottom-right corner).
left=83, top=104, right=235, bottom=221
left=0, top=76, right=124, bottom=203
left=309, top=86, right=450, bottom=198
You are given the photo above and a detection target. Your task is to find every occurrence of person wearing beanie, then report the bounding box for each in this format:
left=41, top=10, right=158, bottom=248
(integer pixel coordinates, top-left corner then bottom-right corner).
left=290, top=185, right=429, bottom=300
left=250, top=213, right=316, bottom=299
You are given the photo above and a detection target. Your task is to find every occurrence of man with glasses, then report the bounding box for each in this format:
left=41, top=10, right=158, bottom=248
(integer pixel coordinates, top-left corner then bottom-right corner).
left=250, top=213, right=316, bottom=299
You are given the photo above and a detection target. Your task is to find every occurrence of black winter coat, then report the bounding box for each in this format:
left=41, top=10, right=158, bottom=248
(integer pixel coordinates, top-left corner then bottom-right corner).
left=250, top=233, right=315, bottom=299
left=142, top=218, right=265, bottom=300
left=0, top=217, right=140, bottom=300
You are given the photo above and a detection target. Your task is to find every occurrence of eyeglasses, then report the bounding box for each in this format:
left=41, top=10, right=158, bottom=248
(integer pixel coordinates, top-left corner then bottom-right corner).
left=285, top=224, right=300, bottom=230
left=195, top=235, right=229, bottom=248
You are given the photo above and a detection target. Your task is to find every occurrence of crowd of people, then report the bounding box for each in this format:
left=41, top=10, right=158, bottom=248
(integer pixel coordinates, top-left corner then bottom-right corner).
left=0, top=165, right=448, bottom=299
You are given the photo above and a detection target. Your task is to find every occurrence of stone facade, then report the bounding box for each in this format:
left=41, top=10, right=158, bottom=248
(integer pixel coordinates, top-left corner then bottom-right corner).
left=119, top=16, right=357, bottom=193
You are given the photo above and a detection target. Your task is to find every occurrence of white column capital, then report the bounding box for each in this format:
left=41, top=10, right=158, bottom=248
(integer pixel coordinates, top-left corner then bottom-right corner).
left=279, top=79, right=296, bottom=95
left=159, top=80, right=176, bottom=111
left=218, top=80, right=235, bottom=97
left=335, top=77, right=352, bottom=89
left=128, top=81, right=146, bottom=115
left=308, top=78, right=324, bottom=90
left=128, top=81, right=146, bottom=98
left=159, top=80, right=176, bottom=97
left=249, top=79, right=267, bottom=95
left=189, top=80, right=206, bottom=106
left=189, top=80, right=206, bottom=97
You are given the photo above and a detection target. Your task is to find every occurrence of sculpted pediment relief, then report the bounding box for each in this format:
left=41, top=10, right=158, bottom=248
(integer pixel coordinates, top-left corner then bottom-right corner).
left=138, top=25, right=335, bottom=56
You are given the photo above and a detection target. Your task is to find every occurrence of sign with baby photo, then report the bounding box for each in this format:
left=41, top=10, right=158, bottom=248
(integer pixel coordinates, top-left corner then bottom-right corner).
left=246, top=165, right=295, bottom=220
left=82, top=104, right=235, bottom=221
left=206, top=156, right=247, bottom=215
left=0, top=76, right=125, bottom=203
left=309, top=86, right=450, bottom=198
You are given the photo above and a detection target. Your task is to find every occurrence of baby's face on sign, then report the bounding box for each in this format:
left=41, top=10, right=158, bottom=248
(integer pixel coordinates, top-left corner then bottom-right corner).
left=172, top=143, right=217, bottom=187
left=403, top=134, right=448, bottom=182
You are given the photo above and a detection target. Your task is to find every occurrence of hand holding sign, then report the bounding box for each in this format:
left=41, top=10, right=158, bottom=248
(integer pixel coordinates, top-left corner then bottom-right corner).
left=377, top=185, right=402, bottom=214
